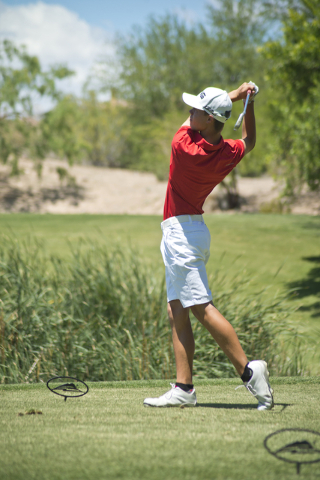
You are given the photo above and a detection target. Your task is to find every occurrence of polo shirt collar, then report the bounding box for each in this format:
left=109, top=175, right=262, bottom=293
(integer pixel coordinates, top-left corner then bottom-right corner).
left=194, top=130, right=224, bottom=151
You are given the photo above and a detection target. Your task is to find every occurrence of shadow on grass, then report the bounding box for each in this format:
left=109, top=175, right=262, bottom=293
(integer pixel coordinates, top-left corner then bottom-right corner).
left=197, top=403, right=291, bottom=412
left=197, top=403, right=257, bottom=409
left=287, top=256, right=320, bottom=319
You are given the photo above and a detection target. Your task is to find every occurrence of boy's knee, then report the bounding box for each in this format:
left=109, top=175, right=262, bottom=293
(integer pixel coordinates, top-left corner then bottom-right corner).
left=191, top=301, right=213, bottom=321
left=167, top=300, right=189, bottom=326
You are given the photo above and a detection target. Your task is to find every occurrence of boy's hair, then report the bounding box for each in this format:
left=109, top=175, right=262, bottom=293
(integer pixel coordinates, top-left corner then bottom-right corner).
left=203, top=111, right=224, bottom=133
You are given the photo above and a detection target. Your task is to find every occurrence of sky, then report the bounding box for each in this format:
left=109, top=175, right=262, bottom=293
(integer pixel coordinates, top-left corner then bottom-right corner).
left=0, top=0, right=215, bottom=108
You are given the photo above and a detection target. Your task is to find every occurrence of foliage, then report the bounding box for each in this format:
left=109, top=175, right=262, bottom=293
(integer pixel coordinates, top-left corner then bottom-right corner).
left=113, top=0, right=266, bottom=114
left=41, top=95, right=83, bottom=165
left=0, top=236, right=304, bottom=384
left=0, top=39, right=73, bottom=172
left=42, top=92, right=127, bottom=167
left=0, top=39, right=72, bottom=119
left=112, top=15, right=214, bottom=119
left=117, top=109, right=185, bottom=180
left=262, top=0, right=320, bottom=193
left=205, top=0, right=267, bottom=85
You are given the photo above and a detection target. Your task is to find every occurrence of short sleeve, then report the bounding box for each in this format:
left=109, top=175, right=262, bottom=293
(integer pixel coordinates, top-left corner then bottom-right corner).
left=223, top=139, right=245, bottom=165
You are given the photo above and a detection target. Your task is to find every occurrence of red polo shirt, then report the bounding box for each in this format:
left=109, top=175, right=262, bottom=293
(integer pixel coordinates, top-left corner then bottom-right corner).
left=163, top=126, right=245, bottom=220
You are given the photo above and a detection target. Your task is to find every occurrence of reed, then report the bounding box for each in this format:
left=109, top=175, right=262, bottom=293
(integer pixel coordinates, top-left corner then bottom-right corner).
left=0, top=236, right=305, bottom=384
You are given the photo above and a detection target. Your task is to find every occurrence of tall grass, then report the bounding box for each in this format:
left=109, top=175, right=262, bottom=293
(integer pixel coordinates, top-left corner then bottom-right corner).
left=193, top=268, right=307, bottom=378
left=0, top=235, right=307, bottom=384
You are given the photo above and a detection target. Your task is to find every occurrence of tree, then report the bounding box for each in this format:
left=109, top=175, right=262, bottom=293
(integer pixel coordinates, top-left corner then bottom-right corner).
left=206, top=0, right=267, bottom=85
left=262, top=0, right=320, bottom=193
left=111, top=15, right=216, bottom=119
left=0, top=39, right=73, bottom=174
left=41, top=91, right=128, bottom=168
left=112, top=2, right=268, bottom=118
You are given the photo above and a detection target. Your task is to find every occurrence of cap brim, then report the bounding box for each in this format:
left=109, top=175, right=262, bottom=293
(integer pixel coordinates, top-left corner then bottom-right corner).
left=182, top=92, right=204, bottom=110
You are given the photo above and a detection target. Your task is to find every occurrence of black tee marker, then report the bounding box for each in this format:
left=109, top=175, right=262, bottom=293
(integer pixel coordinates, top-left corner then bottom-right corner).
left=47, top=376, right=89, bottom=401
left=264, top=428, right=320, bottom=475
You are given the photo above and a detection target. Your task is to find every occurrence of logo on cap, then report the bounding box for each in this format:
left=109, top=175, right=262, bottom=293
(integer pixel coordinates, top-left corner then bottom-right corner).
left=200, top=92, right=206, bottom=99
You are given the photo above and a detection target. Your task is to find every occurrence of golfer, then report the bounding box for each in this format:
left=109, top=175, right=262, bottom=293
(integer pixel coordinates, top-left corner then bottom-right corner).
left=144, top=81, right=274, bottom=410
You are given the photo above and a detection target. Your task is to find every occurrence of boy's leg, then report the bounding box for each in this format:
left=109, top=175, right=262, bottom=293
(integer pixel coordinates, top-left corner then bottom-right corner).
left=190, top=301, right=273, bottom=410
left=167, top=300, right=195, bottom=384
left=144, top=298, right=273, bottom=409
left=191, top=301, right=248, bottom=376
left=143, top=299, right=197, bottom=407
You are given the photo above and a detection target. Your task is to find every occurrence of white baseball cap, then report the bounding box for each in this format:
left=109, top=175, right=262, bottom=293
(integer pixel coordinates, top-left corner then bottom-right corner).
left=182, top=87, right=232, bottom=123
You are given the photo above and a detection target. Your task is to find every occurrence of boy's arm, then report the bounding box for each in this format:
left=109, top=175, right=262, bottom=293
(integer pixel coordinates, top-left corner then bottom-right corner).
left=241, top=102, right=256, bottom=155
left=228, top=82, right=256, bottom=155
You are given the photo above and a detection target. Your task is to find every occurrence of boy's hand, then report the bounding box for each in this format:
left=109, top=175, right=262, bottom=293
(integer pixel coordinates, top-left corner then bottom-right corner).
left=237, top=82, right=253, bottom=99
left=248, top=81, right=259, bottom=103
left=228, top=82, right=259, bottom=103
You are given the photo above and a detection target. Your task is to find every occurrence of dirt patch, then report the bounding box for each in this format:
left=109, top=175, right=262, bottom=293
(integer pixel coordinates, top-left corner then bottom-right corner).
left=0, top=158, right=319, bottom=215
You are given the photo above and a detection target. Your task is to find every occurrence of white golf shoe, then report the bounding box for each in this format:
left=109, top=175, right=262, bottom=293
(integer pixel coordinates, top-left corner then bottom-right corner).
left=244, top=360, right=274, bottom=411
left=143, top=383, right=197, bottom=407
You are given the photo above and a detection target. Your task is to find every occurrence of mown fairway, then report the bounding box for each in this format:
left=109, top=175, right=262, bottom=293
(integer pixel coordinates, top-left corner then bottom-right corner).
left=1, top=378, right=320, bottom=480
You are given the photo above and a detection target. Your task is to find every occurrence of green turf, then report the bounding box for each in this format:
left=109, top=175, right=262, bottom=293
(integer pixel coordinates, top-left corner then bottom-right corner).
left=1, top=378, right=320, bottom=480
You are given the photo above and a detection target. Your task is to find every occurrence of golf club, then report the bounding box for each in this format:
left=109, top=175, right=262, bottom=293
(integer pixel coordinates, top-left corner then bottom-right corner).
left=234, top=90, right=251, bottom=130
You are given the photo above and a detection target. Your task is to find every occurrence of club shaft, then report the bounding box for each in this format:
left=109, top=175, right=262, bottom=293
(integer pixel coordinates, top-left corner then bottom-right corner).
left=243, top=91, right=250, bottom=115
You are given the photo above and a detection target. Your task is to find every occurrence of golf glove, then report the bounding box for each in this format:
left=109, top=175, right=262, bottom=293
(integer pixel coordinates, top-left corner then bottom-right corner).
left=248, top=81, right=259, bottom=103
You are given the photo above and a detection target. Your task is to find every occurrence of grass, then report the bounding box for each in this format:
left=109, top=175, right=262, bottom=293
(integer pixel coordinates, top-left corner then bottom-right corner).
left=1, top=213, right=319, bottom=293
left=1, top=214, right=319, bottom=328
left=1, top=378, right=320, bottom=480
left=0, top=213, right=319, bottom=315
left=0, top=238, right=303, bottom=383
left=0, top=214, right=163, bottom=263
left=1, top=212, right=319, bottom=376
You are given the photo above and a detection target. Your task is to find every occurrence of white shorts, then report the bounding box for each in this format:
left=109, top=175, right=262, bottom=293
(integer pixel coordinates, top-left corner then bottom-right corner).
left=160, top=215, right=212, bottom=308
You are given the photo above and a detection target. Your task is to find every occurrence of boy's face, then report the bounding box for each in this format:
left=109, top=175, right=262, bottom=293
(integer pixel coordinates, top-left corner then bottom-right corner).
left=189, top=108, right=210, bottom=132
